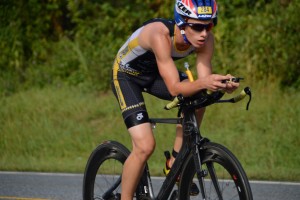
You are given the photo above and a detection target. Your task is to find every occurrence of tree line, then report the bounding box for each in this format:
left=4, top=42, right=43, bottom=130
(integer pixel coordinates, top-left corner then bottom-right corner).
left=0, top=0, right=299, bottom=96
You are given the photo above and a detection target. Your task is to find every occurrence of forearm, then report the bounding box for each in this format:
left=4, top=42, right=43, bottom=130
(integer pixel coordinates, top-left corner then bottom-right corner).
left=170, top=78, right=207, bottom=97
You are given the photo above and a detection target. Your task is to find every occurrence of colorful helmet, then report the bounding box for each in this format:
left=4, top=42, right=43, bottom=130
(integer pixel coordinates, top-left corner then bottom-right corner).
left=174, top=0, right=218, bottom=27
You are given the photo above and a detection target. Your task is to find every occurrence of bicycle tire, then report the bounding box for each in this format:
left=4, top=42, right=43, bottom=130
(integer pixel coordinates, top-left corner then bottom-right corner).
left=178, top=142, right=253, bottom=200
left=83, top=140, right=130, bottom=200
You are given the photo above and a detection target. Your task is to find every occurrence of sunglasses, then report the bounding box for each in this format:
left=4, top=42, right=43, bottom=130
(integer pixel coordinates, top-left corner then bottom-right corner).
left=185, top=23, right=213, bottom=32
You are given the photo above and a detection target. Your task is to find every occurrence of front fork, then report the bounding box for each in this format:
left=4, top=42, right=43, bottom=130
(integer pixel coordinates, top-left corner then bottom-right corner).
left=193, top=143, right=208, bottom=200
left=192, top=140, right=223, bottom=200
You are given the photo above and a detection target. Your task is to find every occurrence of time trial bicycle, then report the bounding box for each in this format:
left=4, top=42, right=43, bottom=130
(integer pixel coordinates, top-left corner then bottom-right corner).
left=83, top=78, right=253, bottom=200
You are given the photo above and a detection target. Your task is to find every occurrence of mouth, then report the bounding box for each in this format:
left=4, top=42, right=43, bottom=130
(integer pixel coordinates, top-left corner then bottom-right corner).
left=197, top=39, right=206, bottom=45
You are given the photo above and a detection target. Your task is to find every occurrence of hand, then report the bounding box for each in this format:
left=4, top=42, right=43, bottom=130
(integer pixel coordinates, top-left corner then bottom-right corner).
left=223, top=74, right=239, bottom=94
left=200, top=74, right=239, bottom=93
left=201, top=74, right=230, bottom=92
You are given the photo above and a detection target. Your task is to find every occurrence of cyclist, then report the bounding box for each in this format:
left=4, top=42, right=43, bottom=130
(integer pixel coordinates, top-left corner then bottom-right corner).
left=111, top=0, right=239, bottom=199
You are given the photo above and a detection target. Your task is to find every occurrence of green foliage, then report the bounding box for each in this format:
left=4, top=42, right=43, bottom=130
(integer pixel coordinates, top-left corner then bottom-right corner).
left=0, top=0, right=299, bottom=96
left=213, top=0, right=300, bottom=88
left=0, top=84, right=299, bottom=181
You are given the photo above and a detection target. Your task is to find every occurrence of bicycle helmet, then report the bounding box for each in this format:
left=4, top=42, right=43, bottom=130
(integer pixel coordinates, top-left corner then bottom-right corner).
left=175, top=0, right=218, bottom=27
left=174, top=0, right=218, bottom=43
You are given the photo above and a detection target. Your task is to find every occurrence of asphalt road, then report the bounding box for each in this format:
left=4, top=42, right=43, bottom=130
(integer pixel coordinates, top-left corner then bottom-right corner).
left=0, top=171, right=300, bottom=200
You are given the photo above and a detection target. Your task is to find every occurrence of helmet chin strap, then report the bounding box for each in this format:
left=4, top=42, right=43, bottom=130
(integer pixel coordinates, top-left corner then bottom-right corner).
left=180, top=29, right=191, bottom=45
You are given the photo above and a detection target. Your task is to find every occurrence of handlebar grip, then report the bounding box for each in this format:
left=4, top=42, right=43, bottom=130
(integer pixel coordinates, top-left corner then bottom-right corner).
left=233, top=88, right=247, bottom=102
left=164, top=97, right=180, bottom=110
left=206, top=90, right=213, bottom=95
left=207, top=90, right=225, bottom=95
left=216, top=87, right=251, bottom=110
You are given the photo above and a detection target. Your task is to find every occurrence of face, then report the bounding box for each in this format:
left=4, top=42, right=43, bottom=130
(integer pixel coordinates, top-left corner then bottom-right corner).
left=184, top=18, right=213, bottom=48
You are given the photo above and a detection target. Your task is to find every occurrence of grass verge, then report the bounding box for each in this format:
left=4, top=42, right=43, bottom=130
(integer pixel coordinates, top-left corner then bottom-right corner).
left=0, top=83, right=299, bottom=181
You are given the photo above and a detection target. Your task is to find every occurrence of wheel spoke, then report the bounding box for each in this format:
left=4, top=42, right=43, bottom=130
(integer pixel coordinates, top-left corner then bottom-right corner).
left=178, top=142, right=253, bottom=200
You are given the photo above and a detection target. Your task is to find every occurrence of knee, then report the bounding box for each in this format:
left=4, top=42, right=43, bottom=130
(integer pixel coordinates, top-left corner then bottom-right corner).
left=128, top=123, right=156, bottom=162
left=141, top=140, right=156, bottom=159
left=133, top=141, right=156, bottom=162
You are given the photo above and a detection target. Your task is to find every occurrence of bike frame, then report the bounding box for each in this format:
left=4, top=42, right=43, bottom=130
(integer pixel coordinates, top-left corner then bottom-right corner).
left=82, top=76, right=252, bottom=200
left=99, top=88, right=251, bottom=200
left=140, top=105, right=208, bottom=200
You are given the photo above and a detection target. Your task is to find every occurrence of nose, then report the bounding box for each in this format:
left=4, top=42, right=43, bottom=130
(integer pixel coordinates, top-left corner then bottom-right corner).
left=199, top=29, right=208, bottom=38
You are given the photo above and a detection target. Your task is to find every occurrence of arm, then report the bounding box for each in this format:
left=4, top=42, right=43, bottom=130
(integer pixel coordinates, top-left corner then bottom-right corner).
left=195, top=33, right=239, bottom=93
left=139, top=23, right=235, bottom=97
left=153, top=33, right=208, bottom=97
left=139, top=23, right=203, bottom=97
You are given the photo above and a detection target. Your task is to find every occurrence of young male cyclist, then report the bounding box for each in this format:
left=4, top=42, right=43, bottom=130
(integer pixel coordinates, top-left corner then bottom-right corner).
left=111, top=0, right=239, bottom=199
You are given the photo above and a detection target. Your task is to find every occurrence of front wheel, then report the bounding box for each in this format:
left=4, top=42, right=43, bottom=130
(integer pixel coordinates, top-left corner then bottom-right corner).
left=83, top=141, right=130, bottom=200
left=179, top=142, right=253, bottom=200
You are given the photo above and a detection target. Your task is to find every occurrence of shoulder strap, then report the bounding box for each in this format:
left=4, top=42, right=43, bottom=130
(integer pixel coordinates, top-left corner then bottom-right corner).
left=142, top=18, right=175, bottom=37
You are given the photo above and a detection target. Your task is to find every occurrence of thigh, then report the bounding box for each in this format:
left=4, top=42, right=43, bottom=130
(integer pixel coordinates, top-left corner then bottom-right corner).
left=145, top=71, right=188, bottom=100
left=111, top=70, right=150, bottom=129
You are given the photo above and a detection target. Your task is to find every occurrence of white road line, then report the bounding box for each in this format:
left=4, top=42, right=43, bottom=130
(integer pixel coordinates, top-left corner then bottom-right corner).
left=0, top=197, right=50, bottom=200
left=1, top=171, right=300, bottom=186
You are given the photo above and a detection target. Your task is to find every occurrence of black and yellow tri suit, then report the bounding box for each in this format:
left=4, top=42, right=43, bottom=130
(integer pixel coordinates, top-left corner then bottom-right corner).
left=111, top=18, right=195, bottom=129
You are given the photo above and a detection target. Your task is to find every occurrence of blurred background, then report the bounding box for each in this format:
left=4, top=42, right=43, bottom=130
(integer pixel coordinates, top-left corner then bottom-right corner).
left=0, top=0, right=299, bottom=181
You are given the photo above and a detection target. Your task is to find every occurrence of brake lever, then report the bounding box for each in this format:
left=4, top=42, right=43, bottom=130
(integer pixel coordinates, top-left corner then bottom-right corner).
left=244, top=87, right=252, bottom=110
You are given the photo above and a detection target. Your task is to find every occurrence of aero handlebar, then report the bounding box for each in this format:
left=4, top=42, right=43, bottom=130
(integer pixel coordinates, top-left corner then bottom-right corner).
left=164, top=63, right=252, bottom=111
left=165, top=86, right=252, bottom=111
